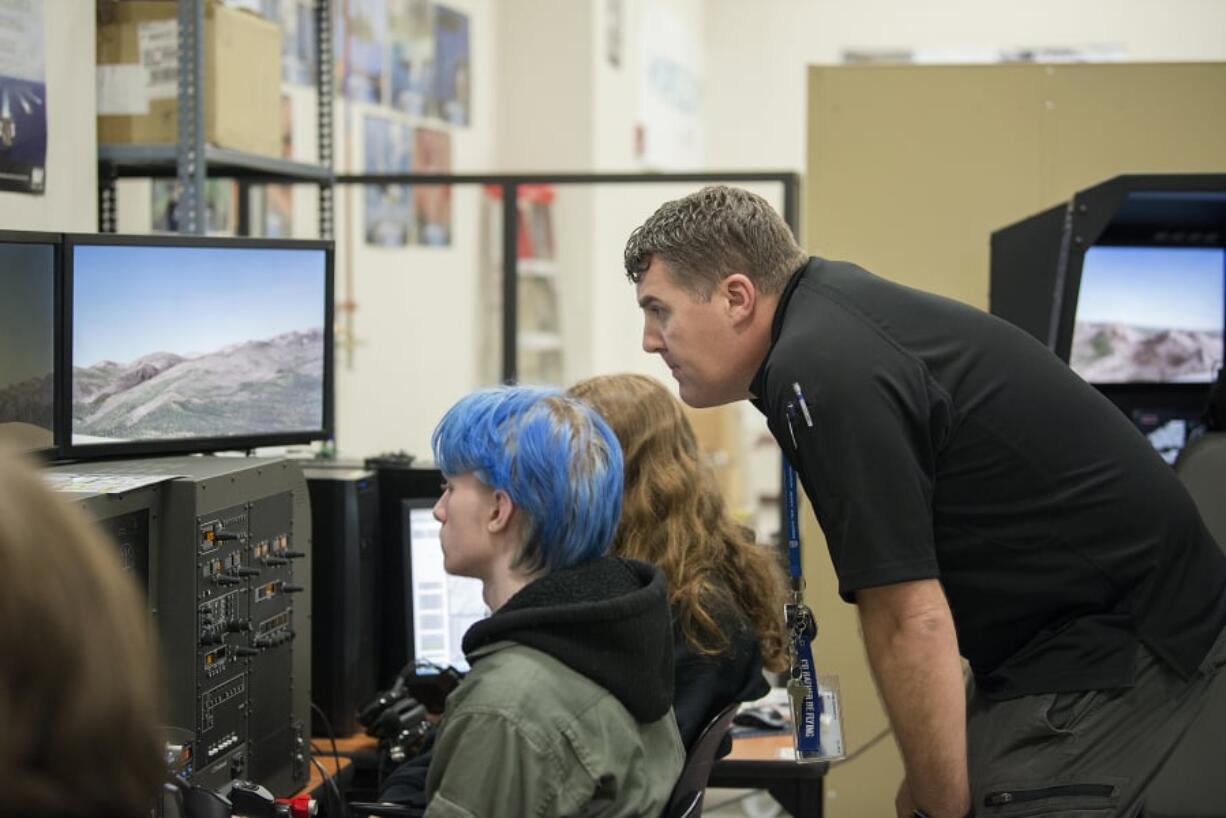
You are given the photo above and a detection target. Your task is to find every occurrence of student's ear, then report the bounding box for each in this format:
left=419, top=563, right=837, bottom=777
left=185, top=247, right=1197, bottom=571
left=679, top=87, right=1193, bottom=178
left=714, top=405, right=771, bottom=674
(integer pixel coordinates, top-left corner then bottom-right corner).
left=723, top=273, right=757, bottom=325
left=487, top=489, right=516, bottom=535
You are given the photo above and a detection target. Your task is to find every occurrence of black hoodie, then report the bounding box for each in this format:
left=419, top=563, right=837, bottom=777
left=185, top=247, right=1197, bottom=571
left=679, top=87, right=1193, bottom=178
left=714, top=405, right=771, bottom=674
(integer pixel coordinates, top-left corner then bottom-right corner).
left=462, top=556, right=675, bottom=722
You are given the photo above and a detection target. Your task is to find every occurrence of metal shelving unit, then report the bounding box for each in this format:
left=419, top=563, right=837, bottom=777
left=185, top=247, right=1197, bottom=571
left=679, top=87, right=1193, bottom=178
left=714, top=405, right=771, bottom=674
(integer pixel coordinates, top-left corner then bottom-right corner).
left=96, top=0, right=335, bottom=239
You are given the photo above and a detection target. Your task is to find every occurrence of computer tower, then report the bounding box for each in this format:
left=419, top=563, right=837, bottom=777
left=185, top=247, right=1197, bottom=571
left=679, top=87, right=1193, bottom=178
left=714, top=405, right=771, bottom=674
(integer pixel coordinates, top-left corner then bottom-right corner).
left=304, top=466, right=380, bottom=737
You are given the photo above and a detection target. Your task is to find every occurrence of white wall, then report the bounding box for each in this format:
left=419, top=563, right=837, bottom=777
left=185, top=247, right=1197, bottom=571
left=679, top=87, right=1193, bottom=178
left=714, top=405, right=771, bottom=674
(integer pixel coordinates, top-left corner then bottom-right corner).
left=703, top=0, right=1226, bottom=174
left=0, top=0, right=95, bottom=232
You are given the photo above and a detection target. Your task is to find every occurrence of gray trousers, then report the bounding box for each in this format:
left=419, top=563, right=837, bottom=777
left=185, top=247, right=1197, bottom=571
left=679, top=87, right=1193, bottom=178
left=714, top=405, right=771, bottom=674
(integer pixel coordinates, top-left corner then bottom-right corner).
left=966, top=627, right=1226, bottom=818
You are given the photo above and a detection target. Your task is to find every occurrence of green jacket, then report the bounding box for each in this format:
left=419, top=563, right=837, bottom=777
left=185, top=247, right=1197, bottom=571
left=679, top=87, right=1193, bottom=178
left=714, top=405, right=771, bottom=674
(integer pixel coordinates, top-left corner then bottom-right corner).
left=423, top=558, right=685, bottom=818
left=424, top=642, right=684, bottom=818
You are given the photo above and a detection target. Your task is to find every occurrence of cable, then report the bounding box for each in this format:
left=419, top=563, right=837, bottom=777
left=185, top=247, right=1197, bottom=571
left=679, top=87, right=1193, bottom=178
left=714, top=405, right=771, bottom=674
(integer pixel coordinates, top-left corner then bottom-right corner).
left=308, top=752, right=350, bottom=818
left=311, top=743, right=364, bottom=760
left=310, top=701, right=343, bottom=779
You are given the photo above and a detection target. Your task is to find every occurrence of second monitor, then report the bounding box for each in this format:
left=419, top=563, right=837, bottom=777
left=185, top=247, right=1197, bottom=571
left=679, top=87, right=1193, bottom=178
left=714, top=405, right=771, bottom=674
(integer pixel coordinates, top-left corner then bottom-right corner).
left=403, top=499, right=487, bottom=673
left=62, top=234, right=334, bottom=459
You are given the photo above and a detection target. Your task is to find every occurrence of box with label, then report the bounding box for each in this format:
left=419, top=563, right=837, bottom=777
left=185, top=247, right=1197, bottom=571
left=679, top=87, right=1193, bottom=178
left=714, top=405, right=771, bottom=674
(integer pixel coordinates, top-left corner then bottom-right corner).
left=97, top=0, right=281, bottom=158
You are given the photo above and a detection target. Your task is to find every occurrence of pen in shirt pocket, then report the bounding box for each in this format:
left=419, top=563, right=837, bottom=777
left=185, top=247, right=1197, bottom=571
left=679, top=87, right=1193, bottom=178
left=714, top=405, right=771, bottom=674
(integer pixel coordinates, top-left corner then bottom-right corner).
left=792, top=382, right=814, bottom=428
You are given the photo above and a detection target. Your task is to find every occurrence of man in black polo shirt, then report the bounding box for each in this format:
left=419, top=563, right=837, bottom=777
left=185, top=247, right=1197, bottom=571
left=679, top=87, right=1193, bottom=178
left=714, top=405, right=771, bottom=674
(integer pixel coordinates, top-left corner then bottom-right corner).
left=623, top=184, right=1226, bottom=818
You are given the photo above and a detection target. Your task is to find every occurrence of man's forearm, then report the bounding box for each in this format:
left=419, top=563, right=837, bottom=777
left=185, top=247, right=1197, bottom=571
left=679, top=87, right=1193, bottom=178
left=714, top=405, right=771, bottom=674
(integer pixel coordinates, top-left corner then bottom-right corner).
left=858, top=580, right=970, bottom=818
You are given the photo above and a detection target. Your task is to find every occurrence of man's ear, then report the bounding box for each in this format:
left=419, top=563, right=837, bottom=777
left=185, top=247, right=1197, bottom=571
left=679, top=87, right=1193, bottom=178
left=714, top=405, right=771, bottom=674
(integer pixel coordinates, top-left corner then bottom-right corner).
left=723, top=273, right=757, bottom=325
left=487, top=488, right=516, bottom=535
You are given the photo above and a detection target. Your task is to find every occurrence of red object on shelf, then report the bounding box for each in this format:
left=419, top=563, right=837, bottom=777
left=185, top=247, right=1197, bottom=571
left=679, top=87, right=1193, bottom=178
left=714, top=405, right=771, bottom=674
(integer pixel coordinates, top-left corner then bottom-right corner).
left=482, top=184, right=556, bottom=205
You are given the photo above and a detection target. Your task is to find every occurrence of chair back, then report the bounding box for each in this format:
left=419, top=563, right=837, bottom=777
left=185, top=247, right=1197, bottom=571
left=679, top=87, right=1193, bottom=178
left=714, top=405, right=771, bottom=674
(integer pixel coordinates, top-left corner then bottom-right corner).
left=1175, top=432, right=1226, bottom=555
left=660, top=702, right=740, bottom=818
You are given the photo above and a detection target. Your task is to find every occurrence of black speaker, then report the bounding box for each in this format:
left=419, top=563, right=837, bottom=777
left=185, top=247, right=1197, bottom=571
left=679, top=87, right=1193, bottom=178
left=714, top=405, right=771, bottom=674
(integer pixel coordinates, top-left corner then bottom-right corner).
left=305, top=466, right=380, bottom=737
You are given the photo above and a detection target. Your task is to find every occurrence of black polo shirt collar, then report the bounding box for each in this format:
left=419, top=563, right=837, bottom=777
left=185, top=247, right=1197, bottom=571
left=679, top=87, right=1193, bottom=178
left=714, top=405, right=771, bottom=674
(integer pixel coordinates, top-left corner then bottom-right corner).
left=748, top=256, right=815, bottom=404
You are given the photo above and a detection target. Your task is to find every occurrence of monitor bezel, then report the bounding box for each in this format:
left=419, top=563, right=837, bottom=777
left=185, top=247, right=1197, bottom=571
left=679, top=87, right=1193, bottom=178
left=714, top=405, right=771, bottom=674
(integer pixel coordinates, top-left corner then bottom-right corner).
left=1055, top=241, right=1226, bottom=388
left=0, top=229, right=64, bottom=460
left=59, top=232, right=335, bottom=460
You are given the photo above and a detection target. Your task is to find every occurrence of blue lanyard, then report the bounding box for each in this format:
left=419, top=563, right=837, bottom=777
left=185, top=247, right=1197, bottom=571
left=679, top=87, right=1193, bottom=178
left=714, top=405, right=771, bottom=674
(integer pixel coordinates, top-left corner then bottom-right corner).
left=783, top=456, right=822, bottom=756
left=784, top=459, right=802, bottom=579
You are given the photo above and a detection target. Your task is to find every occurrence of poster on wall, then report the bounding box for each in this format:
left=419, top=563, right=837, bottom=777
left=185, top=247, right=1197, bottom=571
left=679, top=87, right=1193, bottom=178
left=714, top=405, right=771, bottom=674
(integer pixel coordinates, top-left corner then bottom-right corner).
left=0, top=0, right=47, bottom=194
left=364, top=114, right=413, bottom=246
left=341, top=0, right=387, bottom=103
left=605, top=0, right=623, bottom=69
left=413, top=127, right=451, bottom=246
left=387, top=0, right=434, bottom=117
left=431, top=5, right=470, bottom=126
left=636, top=3, right=702, bottom=169
left=261, top=0, right=318, bottom=85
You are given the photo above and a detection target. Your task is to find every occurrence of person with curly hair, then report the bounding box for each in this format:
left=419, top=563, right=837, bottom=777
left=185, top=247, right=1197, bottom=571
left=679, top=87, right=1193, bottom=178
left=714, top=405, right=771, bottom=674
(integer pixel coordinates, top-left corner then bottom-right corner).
left=569, top=373, right=789, bottom=748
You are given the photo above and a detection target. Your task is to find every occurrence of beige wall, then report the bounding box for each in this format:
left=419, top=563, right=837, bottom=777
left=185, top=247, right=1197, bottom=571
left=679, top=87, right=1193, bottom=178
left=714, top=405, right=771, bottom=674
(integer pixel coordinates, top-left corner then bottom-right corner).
left=804, top=61, right=1226, bottom=817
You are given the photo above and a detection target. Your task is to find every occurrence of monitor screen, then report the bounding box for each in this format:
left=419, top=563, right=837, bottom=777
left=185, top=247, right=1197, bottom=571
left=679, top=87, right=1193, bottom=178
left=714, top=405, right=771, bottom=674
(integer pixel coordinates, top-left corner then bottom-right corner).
left=1070, top=245, right=1226, bottom=384
left=66, top=237, right=332, bottom=455
left=0, top=238, right=57, bottom=452
left=404, top=502, right=487, bottom=673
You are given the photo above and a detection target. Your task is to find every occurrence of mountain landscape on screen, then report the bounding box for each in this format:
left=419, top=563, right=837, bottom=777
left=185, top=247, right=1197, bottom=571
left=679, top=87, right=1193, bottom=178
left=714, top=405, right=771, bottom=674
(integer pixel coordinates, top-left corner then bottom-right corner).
left=1071, top=322, right=1222, bottom=383
left=73, top=328, right=324, bottom=441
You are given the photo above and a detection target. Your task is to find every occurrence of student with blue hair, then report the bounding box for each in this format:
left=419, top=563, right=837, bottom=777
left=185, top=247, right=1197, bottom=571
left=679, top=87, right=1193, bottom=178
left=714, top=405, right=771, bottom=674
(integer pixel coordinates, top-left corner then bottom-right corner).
left=380, top=385, right=685, bottom=818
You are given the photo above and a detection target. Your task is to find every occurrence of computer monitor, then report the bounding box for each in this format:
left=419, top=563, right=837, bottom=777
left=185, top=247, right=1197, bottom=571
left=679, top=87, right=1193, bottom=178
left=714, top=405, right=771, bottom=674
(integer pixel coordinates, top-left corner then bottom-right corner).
left=402, top=499, right=487, bottom=673
left=0, top=231, right=60, bottom=455
left=62, top=235, right=334, bottom=458
left=1068, top=245, right=1226, bottom=384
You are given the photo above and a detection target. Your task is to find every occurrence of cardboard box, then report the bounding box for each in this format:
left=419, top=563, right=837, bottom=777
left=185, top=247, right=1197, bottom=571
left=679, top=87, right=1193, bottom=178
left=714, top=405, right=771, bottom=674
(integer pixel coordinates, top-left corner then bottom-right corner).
left=97, top=1, right=281, bottom=158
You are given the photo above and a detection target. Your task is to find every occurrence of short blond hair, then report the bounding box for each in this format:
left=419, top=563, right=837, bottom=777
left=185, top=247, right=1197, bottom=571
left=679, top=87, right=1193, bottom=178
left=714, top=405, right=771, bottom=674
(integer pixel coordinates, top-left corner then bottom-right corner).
left=0, top=451, right=164, bottom=817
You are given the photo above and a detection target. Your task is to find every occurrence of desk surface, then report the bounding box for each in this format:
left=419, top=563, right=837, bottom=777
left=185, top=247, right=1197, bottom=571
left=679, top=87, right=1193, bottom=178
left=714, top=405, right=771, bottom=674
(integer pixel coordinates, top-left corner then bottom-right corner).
left=307, top=734, right=377, bottom=795
left=724, top=732, right=793, bottom=761
left=712, top=732, right=825, bottom=818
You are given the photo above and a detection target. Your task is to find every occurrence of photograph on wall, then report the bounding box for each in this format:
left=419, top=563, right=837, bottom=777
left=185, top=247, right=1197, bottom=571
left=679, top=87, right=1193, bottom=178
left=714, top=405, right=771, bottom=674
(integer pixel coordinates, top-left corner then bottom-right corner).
left=364, top=114, right=413, bottom=246
left=431, top=5, right=470, bottom=126
left=341, top=0, right=387, bottom=103
left=412, top=126, right=451, bottom=246
left=0, top=0, right=46, bottom=194
left=387, top=0, right=435, bottom=117
left=151, top=179, right=239, bottom=236
left=261, top=0, right=318, bottom=85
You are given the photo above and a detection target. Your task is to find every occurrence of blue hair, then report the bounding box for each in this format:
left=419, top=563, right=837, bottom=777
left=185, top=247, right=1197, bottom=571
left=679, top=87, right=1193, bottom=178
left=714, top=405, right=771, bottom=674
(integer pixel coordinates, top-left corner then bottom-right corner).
left=431, top=386, right=624, bottom=574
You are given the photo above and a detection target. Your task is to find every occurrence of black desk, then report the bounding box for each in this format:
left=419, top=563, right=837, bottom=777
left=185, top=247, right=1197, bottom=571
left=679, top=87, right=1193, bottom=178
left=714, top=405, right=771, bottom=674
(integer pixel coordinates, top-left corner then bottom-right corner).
left=708, top=733, right=826, bottom=818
